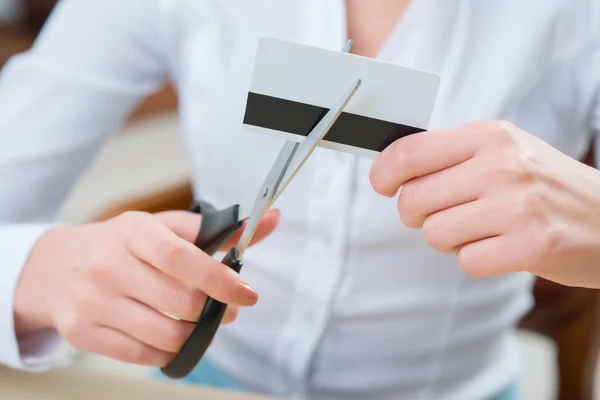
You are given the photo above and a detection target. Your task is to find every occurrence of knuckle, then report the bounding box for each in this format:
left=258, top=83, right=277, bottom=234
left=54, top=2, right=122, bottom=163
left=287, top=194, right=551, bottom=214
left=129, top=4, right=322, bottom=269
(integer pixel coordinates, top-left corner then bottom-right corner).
left=202, top=269, right=219, bottom=294
left=368, top=166, right=386, bottom=195
left=117, top=211, right=153, bottom=244
left=171, top=288, right=205, bottom=321
left=397, top=184, right=424, bottom=228
left=391, top=135, right=420, bottom=167
left=70, top=283, right=100, bottom=318
left=162, top=320, right=190, bottom=351
left=127, top=343, right=151, bottom=365
left=422, top=218, right=450, bottom=252
left=118, top=210, right=151, bottom=226
left=77, top=286, right=98, bottom=311
left=83, top=237, right=115, bottom=280
left=490, top=122, right=518, bottom=148
left=543, top=223, right=564, bottom=253
left=463, top=120, right=519, bottom=150
left=155, top=239, right=187, bottom=272
left=398, top=182, right=420, bottom=214
left=491, top=120, right=518, bottom=138
left=83, top=257, right=112, bottom=284
left=491, top=154, right=536, bottom=187
left=371, top=135, right=423, bottom=196
left=494, top=134, right=519, bottom=154
left=456, top=249, right=476, bottom=275
left=514, top=190, right=542, bottom=224
left=513, top=149, right=539, bottom=180
left=58, top=312, right=91, bottom=346
left=463, top=120, right=510, bottom=140
left=463, top=120, right=494, bottom=132
left=456, top=248, right=488, bottom=276
left=496, top=120, right=518, bottom=133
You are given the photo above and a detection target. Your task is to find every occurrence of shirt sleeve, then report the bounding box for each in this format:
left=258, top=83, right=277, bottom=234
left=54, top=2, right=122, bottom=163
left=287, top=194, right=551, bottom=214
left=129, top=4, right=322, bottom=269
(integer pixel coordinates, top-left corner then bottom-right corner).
left=594, top=65, right=600, bottom=166
left=0, top=0, right=175, bottom=371
left=588, top=8, right=600, bottom=164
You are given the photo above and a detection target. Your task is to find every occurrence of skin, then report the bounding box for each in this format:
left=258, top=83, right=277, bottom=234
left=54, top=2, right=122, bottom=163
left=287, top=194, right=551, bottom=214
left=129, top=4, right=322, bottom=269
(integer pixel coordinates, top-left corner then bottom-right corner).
left=369, top=121, right=600, bottom=287
left=14, top=210, right=280, bottom=367
left=345, top=0, right=411, bottom=58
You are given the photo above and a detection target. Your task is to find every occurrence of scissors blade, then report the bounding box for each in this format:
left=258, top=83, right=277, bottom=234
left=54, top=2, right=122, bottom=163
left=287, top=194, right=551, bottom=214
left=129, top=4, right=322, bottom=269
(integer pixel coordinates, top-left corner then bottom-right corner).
left=271, top=78, right=361, bottom=205
left=234, top=140, right=298, bottom=258
left=234, top=78, right=361, bottom=258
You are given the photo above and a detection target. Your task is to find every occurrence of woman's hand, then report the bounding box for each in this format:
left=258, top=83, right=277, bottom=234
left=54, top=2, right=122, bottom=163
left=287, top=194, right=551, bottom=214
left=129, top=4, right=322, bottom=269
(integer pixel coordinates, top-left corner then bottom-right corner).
left=14, top=209, right=280, bottom=367
left=369, top=121, right=600, bottom=287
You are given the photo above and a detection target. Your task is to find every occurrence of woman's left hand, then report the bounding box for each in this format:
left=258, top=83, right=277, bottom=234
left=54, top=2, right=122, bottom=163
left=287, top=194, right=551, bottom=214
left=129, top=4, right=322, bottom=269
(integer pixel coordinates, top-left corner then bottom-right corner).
left=369, top=121, right=600, bottom=287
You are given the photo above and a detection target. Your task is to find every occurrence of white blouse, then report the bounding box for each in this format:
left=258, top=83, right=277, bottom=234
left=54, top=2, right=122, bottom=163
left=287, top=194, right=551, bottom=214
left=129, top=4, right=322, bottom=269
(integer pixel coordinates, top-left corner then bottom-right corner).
left=0, top=1, right=599, bottom=399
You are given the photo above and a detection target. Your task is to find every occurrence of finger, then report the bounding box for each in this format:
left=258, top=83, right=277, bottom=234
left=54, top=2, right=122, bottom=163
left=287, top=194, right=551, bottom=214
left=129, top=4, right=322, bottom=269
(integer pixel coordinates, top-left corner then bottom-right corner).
left=220, top=209, right=281, bottom=250
left=117, top=257, right=207, bottom=322
left=422, top=198, right=507, bottom=253
left=155, top=209, right=281, bottom=249
left=123, top=214, right=259, bottom=307
left=104, top=297, right=195, bottom=353
left=370, top=122, right=508, bottom=197
left=222, top=305, right=239, bottom=324
left=123, top=261, right=238, bottom=324
left=398, top=156, right=486, bottom=228
left=155, top=211, right=202, bottom=243
left=456, top=235, right=527, bottom=276
left=74, top=325, right=173, bottom=367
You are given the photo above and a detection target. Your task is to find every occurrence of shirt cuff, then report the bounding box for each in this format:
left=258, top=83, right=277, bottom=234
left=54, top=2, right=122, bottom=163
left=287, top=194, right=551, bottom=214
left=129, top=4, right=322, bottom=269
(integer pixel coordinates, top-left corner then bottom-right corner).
left=0, top=224, right=65, bottom=371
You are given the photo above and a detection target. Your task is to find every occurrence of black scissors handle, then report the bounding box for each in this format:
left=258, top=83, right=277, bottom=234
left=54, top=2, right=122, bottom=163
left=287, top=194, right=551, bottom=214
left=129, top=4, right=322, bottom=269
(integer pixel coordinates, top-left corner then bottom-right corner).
left=161, top=201, right=244, bottom=379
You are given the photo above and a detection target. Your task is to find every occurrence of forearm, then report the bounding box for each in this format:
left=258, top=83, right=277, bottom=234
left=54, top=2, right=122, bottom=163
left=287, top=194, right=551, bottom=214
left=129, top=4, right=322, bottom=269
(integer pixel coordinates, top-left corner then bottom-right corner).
left=0, top=0, right=175, bottom=371
left=13, top=225, right=74, bottom=336
left=0, top=223, right=63, bottom=371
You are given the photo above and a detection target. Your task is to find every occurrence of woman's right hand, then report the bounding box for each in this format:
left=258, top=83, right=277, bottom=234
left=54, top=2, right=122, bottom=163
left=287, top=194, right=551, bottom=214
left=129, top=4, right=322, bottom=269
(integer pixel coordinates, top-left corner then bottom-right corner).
left=13, top=209, right=280, bottom=367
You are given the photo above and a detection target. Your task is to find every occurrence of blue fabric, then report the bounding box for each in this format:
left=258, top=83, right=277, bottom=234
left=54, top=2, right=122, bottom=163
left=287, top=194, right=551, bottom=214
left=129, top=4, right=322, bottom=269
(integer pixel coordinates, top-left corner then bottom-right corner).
left=153, top=357, right=244, bottom=391
left=179, top=357, right=244, bottom=390
left=492, top=382, right=519, bottom=400
left=155, top=359, right=518, bottom=399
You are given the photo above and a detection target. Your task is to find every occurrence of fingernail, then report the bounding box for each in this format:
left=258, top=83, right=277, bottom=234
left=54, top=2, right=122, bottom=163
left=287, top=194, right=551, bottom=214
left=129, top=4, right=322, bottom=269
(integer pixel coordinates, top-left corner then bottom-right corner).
left=232, top=283, right=259, bottom=306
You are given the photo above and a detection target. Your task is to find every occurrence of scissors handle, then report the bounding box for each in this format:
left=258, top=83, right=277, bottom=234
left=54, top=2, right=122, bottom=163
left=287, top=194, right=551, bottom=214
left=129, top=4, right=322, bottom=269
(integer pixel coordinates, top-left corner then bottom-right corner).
left=190, top=201, right=244, bottom=255
left=161, top=201, right=244, bottom=379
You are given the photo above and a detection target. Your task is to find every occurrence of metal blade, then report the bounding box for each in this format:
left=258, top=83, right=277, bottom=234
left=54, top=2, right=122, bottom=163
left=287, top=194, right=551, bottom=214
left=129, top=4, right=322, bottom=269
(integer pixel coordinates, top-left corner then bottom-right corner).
left=342, top=39, right=354, bottom=53
left=236, top=78, right=360, bottom=224
left=234, top=141, right=298, bottom=259
left=270, top=78, right=361, bottom=206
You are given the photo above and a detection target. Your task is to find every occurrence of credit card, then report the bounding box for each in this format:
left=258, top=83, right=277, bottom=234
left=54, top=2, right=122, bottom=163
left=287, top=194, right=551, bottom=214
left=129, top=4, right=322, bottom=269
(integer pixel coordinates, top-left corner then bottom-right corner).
left=243, top=37, right=441, bottom=158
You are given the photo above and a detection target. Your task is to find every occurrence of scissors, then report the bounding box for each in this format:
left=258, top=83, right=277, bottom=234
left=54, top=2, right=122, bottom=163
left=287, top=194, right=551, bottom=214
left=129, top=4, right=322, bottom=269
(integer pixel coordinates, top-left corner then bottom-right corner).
left=161, top=40, right=361, bottom=379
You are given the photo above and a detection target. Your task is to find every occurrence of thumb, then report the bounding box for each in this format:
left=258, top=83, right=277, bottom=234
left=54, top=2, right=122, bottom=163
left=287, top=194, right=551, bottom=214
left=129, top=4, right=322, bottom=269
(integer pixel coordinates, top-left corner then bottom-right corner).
left=154, top=209, right=281, bottom=249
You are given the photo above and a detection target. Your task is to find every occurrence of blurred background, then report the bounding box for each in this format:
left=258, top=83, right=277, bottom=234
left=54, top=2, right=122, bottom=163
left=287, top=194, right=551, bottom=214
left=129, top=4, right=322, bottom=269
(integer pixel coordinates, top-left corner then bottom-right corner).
left=2, top=2, right=600, bottom=399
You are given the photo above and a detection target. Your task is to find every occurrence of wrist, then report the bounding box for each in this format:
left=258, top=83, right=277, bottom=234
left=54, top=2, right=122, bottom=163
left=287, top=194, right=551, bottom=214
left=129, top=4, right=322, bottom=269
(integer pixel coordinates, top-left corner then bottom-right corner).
left=13, top=224, right=73, bottom=336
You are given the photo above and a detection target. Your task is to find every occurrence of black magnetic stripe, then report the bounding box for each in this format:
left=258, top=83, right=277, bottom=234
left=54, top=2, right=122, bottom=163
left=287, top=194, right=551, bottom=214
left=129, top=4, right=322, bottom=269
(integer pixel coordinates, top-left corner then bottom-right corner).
left=243, top=92, right=424, bottom=153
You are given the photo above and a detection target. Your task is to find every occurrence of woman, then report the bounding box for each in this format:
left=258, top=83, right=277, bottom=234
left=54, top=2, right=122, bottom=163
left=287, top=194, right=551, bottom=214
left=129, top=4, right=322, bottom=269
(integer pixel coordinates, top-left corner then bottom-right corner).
left=1, top=1, right=599, bottom=399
